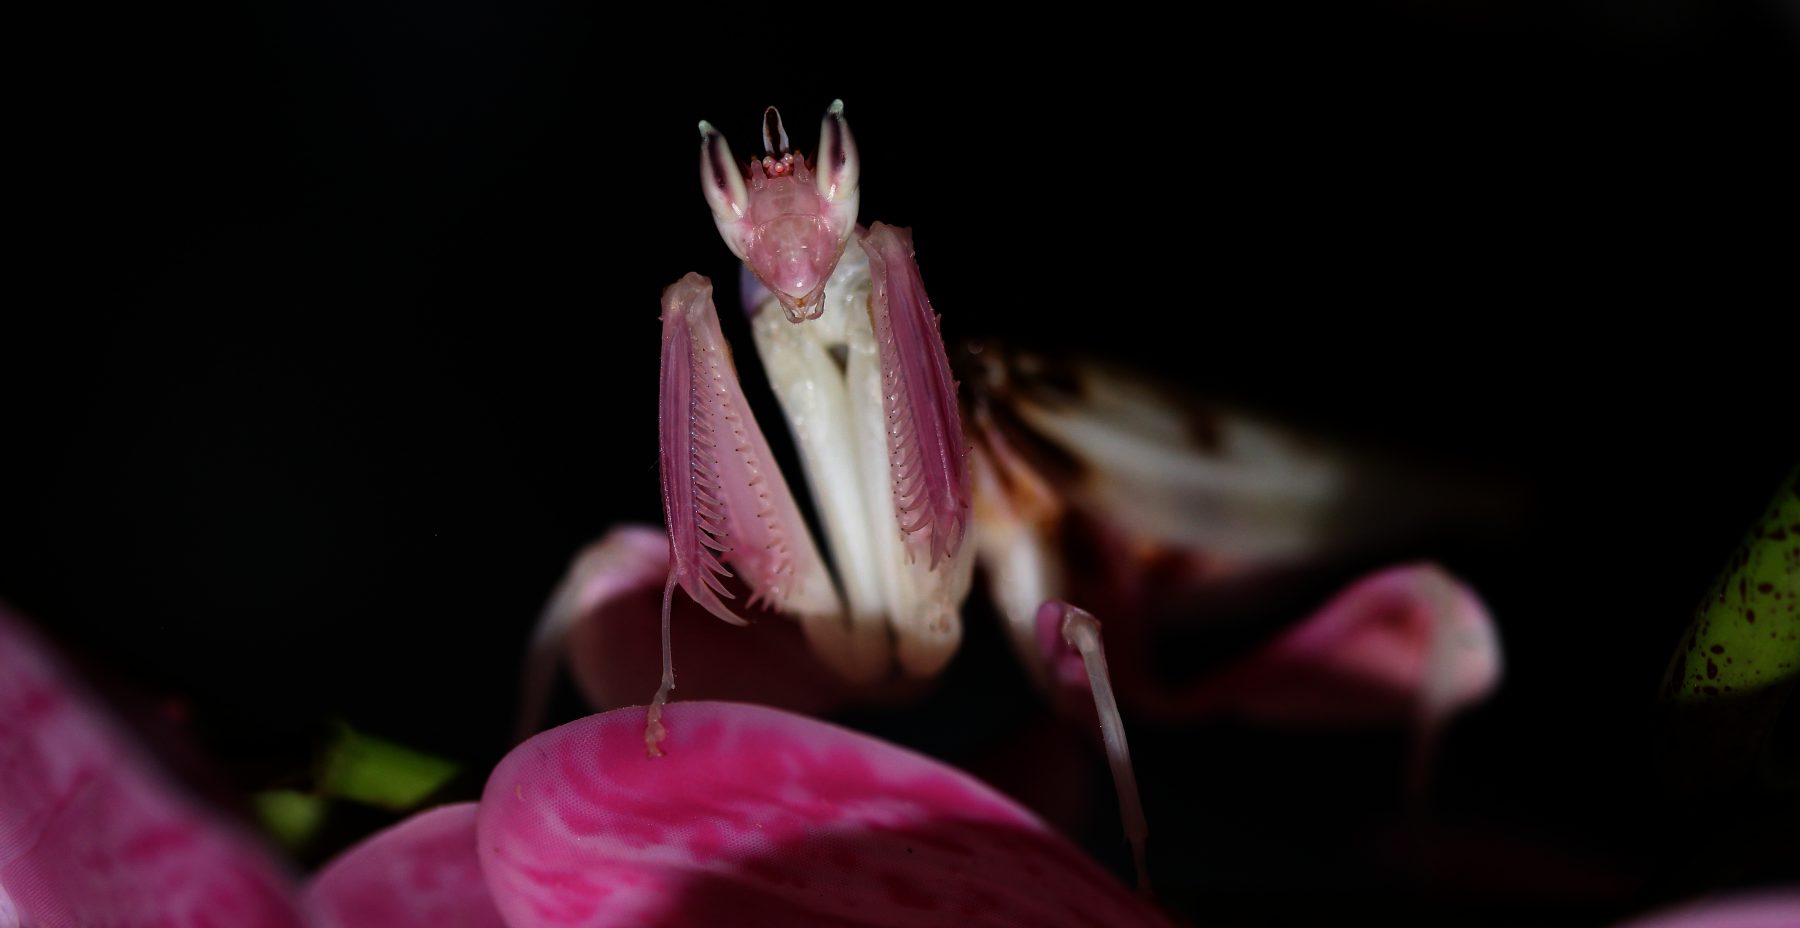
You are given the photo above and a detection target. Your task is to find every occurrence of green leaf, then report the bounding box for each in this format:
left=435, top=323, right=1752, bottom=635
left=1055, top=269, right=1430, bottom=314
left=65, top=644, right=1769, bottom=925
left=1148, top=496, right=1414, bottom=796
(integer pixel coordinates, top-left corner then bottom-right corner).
left=1662, top=466, right=1800, bottom=704
left=1659, top=465, right=1800, bottom=791
left=253, top=789, right=329, bottom=852
left=316, top=721, right=460, bottom=811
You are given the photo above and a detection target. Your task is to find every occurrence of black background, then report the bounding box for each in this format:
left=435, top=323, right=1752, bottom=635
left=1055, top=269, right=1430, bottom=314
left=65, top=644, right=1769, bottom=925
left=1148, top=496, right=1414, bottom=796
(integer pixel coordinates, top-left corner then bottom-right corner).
left=5, top=2, right=1797, bottom=924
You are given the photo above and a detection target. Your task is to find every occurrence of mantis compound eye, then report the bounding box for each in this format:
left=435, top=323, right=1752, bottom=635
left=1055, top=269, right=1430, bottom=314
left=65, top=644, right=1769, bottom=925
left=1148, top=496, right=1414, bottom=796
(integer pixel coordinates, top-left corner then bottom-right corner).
left=697, top=100, right=861, bottom=323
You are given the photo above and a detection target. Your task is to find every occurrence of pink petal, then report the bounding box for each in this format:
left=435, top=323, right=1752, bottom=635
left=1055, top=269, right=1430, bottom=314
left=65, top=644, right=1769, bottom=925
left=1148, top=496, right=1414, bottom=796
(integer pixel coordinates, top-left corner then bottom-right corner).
left=1076, top=563, right=1500, bottom=728
left=478, top=702, right=1167, bottom=927
left=521, top=526, right=921, bottom=731
left=1613, top=889, right=1800, bottom=928
left=305, top=803, right=505, bottom=928
left=0, top=607, right=305, bottom=928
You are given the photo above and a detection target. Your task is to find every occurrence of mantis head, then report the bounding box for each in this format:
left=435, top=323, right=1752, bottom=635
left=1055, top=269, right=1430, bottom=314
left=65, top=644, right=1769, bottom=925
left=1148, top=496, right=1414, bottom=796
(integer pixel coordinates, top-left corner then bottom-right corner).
left=700, top=100, right=860, bottom=322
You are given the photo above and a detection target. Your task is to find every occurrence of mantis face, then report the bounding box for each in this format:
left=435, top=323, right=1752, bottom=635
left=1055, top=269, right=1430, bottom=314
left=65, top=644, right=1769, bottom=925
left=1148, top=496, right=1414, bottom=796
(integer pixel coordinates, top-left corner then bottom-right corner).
left=700, top=102, right=859, bottom=322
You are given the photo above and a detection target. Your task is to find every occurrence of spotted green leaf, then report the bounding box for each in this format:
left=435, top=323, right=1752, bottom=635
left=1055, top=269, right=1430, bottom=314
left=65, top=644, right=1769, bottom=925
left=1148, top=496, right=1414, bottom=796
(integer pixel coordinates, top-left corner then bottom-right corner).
left=1662, top=466, right=1800, bottom=704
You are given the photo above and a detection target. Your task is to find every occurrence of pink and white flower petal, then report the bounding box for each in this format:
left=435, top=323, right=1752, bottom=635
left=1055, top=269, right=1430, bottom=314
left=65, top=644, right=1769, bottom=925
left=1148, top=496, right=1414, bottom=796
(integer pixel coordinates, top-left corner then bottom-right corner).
left=0, top=608, right=305, bottom=928
left=305, top=803, right=506, bottom=928
left=1137, top=563, right=1501, bottom=727
left=1612, top=889, right=1800, bottom=928
left=518, top=526, right=922, bottom=735
left=478, top=702, right=1167, bottom=927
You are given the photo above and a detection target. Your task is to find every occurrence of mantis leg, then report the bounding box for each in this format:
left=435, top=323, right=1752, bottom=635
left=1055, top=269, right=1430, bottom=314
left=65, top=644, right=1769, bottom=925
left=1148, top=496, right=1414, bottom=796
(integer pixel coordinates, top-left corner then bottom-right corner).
left=652, top=274, right=841, bottom=754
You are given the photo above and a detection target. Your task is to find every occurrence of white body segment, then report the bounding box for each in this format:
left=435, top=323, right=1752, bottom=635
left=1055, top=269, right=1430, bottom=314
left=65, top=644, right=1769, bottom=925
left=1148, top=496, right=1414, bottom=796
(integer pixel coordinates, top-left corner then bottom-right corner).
left=749, top=240, right=975, bottom=680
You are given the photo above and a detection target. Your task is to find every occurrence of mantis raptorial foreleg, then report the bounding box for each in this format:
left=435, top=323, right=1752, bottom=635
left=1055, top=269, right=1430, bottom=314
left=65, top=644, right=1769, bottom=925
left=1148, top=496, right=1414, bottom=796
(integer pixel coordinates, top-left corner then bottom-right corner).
left=650, top=274, right=841, bottom=754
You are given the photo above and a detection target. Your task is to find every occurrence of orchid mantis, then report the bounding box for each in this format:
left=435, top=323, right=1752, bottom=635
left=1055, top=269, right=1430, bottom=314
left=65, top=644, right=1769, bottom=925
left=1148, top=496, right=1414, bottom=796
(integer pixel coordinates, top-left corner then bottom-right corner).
left=647, top=99, right=1150, bottom=886
left=529, top=100, right=1505, bottom=898
left=652, top=101, right=977, bottom=730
